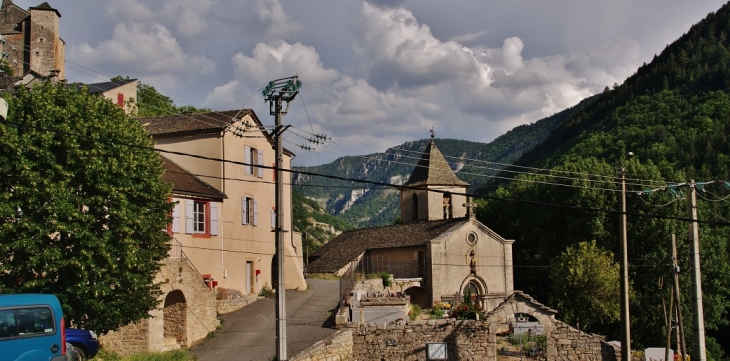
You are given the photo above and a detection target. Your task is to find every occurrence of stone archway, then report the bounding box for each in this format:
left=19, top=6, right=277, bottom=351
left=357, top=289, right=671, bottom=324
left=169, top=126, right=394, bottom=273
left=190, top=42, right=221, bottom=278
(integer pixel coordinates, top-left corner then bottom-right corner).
left=404, top=286, right=429, bottom=309
left=163, top=290, right=187, bottom=347
left=458, top=275, right=488, bottom=308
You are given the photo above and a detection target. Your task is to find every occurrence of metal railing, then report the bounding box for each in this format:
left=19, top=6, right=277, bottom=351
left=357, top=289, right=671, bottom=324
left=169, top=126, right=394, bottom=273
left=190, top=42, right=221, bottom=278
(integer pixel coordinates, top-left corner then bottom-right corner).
left=356, top=255, right=423, bottom=280
left=168, top=237, right=208, bottom=288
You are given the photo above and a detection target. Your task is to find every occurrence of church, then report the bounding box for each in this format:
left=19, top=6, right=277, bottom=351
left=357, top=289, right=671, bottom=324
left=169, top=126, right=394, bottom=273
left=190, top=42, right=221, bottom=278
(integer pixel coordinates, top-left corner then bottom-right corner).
left=307, top=136, right=515, bottom=312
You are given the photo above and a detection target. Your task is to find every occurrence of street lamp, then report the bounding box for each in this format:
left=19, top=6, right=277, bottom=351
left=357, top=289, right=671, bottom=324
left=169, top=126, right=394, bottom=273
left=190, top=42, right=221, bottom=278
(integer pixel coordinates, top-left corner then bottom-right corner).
left=617, top=151, right=633, bottom=361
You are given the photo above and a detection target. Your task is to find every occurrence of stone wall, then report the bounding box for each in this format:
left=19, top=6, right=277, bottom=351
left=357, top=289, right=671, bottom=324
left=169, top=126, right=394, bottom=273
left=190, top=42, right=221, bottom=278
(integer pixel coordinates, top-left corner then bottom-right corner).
left=548, top=320, right=620, bottom=361
left=290, top=329, right=353, bottom=361
left=100, top=259, right=219, bottom=356
left=216, top=294, right=261, bottom=314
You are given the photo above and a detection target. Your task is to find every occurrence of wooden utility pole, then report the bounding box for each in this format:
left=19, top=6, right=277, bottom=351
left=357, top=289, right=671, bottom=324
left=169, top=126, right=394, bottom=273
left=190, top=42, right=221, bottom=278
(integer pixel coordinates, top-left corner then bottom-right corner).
left=687, top=180, right=706, bottom=361
left=263, top=76, right=301, bottom=361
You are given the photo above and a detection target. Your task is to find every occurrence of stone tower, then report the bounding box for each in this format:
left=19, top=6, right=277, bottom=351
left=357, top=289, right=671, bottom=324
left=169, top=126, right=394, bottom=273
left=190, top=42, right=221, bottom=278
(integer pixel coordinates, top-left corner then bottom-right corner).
left=400, top=136, right=469, bottom=222
left=0, top=1, right=64, bottom=78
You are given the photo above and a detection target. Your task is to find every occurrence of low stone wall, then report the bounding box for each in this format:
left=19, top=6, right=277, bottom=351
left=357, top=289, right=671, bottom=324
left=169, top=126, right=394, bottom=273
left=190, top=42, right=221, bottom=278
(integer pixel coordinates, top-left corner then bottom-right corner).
left=548, top=320, right=620, bottom=361
left=98, top=318, right=150, bottom=354
left=216, top=294, right=261, bottom=314
left=350, top=319, right=493, bottom=361
left=290, top=329, right=353, bottom=361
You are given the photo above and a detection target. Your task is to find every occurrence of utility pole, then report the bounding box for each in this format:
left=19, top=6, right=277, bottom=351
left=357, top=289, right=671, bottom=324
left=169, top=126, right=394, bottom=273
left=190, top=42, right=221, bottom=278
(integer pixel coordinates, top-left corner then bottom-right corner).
left=687, top=180, right=706, bottom=361
left=617, top=154, right=632, bottom=361
left=671, top=234, right=687, bottom=359
left=263, top=76, right=301, bottom=361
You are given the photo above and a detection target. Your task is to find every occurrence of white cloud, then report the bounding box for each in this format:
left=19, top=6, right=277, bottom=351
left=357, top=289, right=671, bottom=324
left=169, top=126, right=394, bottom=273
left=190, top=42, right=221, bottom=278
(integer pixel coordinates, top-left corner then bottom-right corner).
left=69, top=22, right=215, bottom=75
left=232, top=41, right=340, bottom=85
left=449, top=30, right=489, bottom=43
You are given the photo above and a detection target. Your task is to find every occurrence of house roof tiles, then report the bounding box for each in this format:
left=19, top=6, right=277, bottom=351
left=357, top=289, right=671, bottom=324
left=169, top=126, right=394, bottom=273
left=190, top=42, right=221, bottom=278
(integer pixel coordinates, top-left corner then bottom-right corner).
left=307, top=218, right=467, bottom=274
left=161, top=155, right=226, bottom=201
left=140, top=109, right=251, bottom=136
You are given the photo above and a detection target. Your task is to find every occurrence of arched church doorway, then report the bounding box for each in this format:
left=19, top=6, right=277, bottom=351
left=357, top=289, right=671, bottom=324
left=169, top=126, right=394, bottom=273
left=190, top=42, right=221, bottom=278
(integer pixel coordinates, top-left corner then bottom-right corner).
left=404, top=286, right=429, bottom=309
left=459, top=276, right=487, bottom=309
left=163, top=290, right=187, bottom=347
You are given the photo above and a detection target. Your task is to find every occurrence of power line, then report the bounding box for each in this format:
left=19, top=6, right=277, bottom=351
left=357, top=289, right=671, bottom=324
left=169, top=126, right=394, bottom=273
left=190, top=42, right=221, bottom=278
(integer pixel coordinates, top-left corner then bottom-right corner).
left=4, top=117, right=730, bottom=227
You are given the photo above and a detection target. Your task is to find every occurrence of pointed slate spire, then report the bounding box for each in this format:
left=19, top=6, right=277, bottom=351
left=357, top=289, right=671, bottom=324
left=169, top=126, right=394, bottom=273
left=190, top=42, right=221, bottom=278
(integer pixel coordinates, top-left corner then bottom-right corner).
left=404, top=137, right=469, bottom=187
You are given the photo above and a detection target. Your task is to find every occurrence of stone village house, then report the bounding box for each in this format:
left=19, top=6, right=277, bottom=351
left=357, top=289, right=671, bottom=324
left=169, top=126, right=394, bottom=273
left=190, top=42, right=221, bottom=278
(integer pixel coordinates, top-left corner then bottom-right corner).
left=308, top=137, right=514, bottom=313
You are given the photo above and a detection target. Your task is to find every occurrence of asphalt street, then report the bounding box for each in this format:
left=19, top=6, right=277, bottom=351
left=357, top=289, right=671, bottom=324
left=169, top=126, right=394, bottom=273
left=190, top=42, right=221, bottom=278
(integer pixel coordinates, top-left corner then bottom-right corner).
left=191, top=278, right=339, bottom=361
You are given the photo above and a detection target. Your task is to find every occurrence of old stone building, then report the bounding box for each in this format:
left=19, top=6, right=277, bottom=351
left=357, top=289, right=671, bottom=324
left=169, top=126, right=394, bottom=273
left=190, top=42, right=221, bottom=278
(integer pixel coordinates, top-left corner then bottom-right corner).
left=308, top=136, right=514, bottom=312
left=0, top=0, right=65, bottom=78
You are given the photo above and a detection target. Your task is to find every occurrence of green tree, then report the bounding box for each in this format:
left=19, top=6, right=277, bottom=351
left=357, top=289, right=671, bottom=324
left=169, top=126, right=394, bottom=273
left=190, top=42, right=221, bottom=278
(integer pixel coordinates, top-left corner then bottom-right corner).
left=550, top=241, right=621, bottom=331
left=0, top=82, right=174, bottom=333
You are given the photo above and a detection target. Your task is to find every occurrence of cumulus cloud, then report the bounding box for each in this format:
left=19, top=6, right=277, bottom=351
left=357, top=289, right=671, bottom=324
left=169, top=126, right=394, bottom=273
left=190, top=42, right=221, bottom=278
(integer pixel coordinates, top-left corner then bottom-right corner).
left=69, top=22, right=215, bottom=75
left=449, top=30, right=489, bottom=43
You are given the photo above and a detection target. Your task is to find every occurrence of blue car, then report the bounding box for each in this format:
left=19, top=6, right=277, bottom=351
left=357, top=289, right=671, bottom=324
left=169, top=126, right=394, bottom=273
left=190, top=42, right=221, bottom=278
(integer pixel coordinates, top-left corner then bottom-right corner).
left=65, top=328, right=99, bottom=360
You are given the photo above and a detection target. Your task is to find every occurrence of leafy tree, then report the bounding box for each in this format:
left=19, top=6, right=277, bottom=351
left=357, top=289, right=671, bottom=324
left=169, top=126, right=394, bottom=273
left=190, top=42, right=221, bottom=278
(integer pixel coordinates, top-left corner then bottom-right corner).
left=0, top=82, right=174, bottom=333
left=550, top=241, right=620, bottom=331
left=0, top=59, right=13, bottom=76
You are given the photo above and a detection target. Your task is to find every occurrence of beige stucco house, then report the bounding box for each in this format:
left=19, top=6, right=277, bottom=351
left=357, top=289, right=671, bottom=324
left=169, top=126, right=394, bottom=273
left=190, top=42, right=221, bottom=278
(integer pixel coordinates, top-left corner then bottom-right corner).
left=308, top=137, right=514, bottom=312
left=142, top=109, right=307, bottom=295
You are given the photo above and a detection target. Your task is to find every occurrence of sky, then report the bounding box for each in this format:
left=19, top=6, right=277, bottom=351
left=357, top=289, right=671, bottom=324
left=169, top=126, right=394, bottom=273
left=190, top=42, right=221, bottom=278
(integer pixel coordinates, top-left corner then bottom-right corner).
left=11, top=0, right=729, bottom=166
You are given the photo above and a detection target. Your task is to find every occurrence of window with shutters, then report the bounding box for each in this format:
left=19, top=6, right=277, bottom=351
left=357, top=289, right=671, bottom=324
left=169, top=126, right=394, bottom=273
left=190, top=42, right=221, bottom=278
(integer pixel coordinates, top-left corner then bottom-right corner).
left=241, top=197, right=258, bottom=226
left=244, top=146, right=264, bottom=177
left=185, top=200, right=218, bottom=237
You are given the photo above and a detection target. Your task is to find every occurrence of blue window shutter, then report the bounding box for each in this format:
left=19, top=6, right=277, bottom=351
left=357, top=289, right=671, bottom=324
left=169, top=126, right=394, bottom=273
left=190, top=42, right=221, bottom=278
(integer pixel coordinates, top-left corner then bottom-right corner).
left=210, top=203, right=219, bottom=236
left=172, top=202, right=181, bottom=233
left=253, top=199, right=258, bottom=226
left=185, top=200, right=193, bottom=234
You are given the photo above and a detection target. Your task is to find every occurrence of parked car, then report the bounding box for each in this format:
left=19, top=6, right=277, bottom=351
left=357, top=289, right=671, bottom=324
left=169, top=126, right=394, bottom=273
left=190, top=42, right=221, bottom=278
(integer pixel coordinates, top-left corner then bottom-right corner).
left=66, top=328, right=99, bottom=360
left=0, top=293, right=68, bottom=360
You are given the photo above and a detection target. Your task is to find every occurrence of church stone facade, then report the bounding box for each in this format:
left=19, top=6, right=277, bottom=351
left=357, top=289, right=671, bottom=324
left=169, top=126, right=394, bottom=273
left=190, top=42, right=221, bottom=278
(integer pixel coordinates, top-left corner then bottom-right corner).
left=308, top=137, right=515, bottom=312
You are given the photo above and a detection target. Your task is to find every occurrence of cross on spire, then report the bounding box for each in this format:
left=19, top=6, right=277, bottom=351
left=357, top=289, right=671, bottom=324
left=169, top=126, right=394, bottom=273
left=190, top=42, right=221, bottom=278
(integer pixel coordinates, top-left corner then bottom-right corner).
left=463, top=197, right=477, bottom=218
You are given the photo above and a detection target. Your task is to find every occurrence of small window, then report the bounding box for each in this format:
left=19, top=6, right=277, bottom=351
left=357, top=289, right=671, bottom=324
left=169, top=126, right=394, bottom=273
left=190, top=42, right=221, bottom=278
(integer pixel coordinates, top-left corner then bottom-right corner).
left=34, top=51, right=39, bottom=57
left=38, top=37, right=44, bottom=43
left=242, top=197, right=258, bottom=226
left=193, top=201, right=207, bottom=234
left=185, top=200, right=218, bottom=236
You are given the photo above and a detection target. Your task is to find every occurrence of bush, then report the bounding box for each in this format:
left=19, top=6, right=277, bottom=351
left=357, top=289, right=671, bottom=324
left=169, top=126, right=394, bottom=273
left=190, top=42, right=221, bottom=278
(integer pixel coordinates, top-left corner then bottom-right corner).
left=259, top=283, right=275, bottom=298
left=409, top=304, right=421, bottom=321
left=373, top=271, right=391, bottom=287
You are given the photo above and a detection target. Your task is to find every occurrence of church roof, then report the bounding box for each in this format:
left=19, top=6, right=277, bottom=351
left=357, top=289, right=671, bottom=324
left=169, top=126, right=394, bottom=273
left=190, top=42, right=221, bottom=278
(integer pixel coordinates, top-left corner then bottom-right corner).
left=29, top=2, right=60, bottom=17
left=307, top=217, right=467, bottom=274
left=404, top=139, right=469, bottom=187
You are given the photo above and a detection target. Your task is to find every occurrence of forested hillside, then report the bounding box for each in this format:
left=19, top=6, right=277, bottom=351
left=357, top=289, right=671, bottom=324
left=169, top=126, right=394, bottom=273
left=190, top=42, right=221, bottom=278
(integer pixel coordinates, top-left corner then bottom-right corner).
left=293, top=96, right=595, bottom=228
left=291, top=190, right=349, bottom=261
left=478, top=4, right=730, bottom=357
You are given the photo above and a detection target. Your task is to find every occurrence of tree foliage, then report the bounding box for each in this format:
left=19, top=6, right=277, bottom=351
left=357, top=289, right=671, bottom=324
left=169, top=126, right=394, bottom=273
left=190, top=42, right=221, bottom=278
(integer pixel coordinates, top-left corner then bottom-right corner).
left=478, top=3, right=730, bottom=356
left=550, top=240, right=620, bottom=331
left=0, top=82, right=174, bottom=333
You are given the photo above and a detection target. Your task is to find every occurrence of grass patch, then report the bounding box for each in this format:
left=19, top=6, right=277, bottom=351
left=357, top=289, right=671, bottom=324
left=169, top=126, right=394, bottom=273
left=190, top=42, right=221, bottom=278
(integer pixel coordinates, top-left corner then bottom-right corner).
left=409, top=304, right=421, bottom=321
left=306, top=273, right=339, bottom=280
left=97, top=348, right=196, bottom=361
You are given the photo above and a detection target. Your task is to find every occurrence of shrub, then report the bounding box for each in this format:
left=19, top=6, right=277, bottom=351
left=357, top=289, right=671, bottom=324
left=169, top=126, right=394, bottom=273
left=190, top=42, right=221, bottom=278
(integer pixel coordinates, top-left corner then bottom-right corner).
left=374, top=271, right=391, bottom=287
left=409, top=304, right=421, bottom=321
left=259, top=283, right=275, bottom=298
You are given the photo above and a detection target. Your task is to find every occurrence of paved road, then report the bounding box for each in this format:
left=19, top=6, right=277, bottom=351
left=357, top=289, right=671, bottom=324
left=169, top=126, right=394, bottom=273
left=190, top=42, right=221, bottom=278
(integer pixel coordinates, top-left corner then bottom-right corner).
left=191, top=279, right=340, bottom=361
